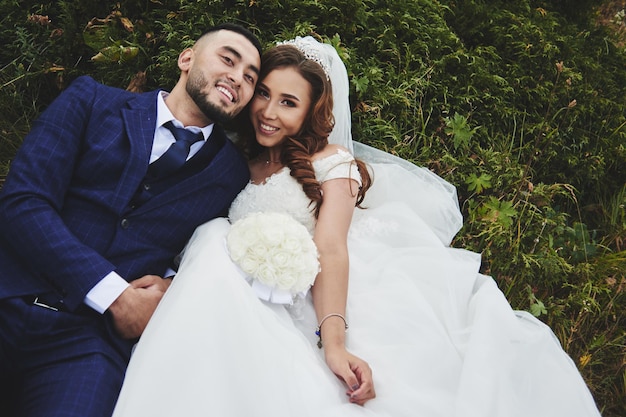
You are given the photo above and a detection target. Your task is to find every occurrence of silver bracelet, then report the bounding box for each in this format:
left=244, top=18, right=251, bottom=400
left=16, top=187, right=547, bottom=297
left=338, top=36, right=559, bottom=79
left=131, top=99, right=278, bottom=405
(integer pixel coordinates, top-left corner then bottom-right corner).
left=315, top=313, right=348, bottom=349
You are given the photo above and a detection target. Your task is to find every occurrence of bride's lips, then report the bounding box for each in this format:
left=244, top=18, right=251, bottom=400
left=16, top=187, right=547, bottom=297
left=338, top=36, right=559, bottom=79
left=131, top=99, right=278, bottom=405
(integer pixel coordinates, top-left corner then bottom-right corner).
left=258, top=121, right=279, bottom=136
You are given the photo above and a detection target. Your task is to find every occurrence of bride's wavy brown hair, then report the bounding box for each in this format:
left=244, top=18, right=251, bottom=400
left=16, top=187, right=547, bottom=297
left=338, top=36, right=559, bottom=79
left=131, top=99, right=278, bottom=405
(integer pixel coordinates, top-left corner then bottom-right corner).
left=244, top=43, right=372, bottom=218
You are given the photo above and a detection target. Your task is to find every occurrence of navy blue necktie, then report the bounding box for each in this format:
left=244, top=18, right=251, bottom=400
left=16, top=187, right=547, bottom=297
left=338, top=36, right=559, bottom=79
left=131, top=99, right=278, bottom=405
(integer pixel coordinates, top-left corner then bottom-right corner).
left=150, top=121, right=204, bottom=177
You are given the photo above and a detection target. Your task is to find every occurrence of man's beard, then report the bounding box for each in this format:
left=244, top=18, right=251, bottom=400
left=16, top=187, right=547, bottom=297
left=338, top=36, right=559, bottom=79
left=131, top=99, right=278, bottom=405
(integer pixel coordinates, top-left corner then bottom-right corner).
left=186, top=73, right=235, bottom=124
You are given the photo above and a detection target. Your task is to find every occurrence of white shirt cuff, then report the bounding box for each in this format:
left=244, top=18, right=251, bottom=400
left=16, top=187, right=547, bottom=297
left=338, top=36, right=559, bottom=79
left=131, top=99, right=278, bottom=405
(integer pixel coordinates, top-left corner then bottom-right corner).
left=84, top=271, right=130, bottom=314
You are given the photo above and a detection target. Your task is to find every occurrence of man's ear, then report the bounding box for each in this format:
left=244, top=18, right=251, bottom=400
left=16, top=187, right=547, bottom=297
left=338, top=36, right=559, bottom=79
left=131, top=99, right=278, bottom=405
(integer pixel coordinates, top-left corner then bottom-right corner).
left=178, top=48, right=194, bottom=72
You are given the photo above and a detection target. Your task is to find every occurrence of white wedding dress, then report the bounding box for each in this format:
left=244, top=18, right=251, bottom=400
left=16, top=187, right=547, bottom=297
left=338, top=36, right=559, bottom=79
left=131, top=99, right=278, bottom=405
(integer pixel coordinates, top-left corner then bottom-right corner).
left=113, top=144, right=601, bottom=417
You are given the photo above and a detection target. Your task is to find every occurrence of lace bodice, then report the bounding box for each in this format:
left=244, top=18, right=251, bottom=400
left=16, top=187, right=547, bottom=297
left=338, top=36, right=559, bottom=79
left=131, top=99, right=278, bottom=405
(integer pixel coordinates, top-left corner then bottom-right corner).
left=228, top=149, right=361, bottom=234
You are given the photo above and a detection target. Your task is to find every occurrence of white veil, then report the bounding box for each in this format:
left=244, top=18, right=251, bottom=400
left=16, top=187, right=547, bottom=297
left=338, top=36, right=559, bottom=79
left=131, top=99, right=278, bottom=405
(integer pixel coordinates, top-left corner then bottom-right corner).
left=282, top=36, right=464, bottom=245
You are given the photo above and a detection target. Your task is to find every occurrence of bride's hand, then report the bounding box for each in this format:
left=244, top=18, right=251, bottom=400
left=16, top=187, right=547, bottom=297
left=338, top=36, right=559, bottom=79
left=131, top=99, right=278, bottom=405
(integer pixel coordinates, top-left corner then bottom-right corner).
left=324, top=346, right=376, bottom=405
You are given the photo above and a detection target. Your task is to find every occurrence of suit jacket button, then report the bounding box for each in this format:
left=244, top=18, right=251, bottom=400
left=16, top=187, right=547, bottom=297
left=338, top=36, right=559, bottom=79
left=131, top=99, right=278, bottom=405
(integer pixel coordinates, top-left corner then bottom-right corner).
left=143, top=183, right=151, bottom=190
left=121, top=219, right=130, bottom=229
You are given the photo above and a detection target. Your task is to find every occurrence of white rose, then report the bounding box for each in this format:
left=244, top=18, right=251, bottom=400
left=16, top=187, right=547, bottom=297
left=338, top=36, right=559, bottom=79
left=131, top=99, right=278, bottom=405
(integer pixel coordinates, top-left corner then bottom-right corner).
left=238, top=223, right=262, bottom=245
left=256, top=262, right=278, bottom=286
left=276, top=271, right=298, bottom=290
left=281, top=235, right=302, bottom=252
left=238, top=254, right=260, bottom=276
left=249, top=243, right=269, bottom=260
left=271, top=248, right=293, bottom=271
left=263, top=221, right=285, bottom=247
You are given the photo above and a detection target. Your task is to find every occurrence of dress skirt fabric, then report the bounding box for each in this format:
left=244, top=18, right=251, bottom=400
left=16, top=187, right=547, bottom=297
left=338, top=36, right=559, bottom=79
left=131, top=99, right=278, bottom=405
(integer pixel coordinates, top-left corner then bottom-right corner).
left=113, top=147, right=601, bottom=417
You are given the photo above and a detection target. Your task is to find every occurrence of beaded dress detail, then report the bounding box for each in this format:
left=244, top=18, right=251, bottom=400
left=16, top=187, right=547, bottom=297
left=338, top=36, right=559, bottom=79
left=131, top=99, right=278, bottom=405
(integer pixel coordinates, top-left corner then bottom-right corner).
left=229, top=149, right=360, bottom=235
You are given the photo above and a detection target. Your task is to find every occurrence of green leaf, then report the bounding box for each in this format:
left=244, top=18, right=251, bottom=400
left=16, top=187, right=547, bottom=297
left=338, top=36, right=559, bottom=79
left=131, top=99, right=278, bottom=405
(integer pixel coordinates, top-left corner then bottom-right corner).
left=529, top=299, right=547, bottom=317
left=478, top=197, right=517, bottom=228
left=465, top=173, right=492, bottom=194
left=444, top=113, right=479, bottom=150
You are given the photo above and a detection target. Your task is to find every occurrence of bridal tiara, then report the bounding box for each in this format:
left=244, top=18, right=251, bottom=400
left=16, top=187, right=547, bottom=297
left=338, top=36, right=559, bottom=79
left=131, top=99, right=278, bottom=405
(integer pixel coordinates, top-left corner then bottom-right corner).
left=277, top=37, right=331, bottom=80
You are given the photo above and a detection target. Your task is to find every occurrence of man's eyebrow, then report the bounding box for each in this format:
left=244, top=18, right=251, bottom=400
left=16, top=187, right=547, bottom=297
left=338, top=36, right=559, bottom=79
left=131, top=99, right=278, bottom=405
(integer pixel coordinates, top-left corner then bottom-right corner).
left=221, top=46, right=260, bottom=76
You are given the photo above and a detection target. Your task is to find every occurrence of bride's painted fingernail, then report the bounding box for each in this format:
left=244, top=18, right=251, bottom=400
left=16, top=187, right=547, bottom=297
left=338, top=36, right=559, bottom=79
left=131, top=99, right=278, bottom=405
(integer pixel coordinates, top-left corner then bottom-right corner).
left=351, top=384, right=360, bottom=391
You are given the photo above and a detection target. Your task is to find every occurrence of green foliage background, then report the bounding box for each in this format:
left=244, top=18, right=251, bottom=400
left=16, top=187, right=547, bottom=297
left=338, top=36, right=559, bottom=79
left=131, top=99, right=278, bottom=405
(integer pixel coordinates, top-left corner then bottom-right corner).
left=0, top=0, right=624, bottom=414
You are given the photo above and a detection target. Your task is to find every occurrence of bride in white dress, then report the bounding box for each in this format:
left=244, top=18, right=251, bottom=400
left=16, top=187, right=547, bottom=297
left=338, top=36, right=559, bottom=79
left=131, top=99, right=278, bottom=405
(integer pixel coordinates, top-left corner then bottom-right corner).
left=112, top=37, right=602, bottom=417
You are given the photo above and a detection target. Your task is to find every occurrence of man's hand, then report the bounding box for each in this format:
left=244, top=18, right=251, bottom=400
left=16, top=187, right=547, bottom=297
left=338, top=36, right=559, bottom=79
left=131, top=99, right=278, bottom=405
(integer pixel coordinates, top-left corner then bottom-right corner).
left=108, top=275, right=172, bottom=339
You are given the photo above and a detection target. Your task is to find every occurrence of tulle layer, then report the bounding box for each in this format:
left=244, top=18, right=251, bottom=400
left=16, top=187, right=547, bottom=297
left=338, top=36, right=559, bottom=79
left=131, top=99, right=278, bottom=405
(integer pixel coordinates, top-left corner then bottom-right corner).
left=114, top=204, right=600, bottom=417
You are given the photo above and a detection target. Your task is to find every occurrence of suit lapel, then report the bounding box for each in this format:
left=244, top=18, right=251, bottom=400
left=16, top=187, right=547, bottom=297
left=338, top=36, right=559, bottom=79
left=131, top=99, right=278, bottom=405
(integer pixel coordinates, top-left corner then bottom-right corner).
left=112, top=91, right=159, bottom=211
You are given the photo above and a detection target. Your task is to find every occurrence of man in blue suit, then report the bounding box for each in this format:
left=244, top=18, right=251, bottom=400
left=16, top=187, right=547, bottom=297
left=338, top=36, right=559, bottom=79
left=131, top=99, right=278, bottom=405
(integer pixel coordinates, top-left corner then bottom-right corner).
left=0, top=23, right=261, bottom=417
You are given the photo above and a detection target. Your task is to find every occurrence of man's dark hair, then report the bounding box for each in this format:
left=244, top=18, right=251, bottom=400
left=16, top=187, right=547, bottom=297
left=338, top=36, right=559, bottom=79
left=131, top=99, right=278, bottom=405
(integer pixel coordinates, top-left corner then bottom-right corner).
left=201, top=23, right=262, bottom=57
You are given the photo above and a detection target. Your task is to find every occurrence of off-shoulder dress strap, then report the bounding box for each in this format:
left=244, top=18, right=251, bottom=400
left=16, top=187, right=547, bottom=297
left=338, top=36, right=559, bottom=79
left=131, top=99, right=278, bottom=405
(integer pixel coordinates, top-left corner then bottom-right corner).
left=313, top=149, right=362, bottom=185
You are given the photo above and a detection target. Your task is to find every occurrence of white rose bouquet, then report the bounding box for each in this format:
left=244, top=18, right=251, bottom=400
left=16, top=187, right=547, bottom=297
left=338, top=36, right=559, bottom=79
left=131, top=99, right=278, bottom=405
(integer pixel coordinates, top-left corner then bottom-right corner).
left=226, top=212, right=320, bottom=304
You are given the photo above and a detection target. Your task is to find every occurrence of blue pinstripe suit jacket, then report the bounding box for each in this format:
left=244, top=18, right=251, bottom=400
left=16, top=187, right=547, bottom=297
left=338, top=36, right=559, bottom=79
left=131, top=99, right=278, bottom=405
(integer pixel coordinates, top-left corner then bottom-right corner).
left=0, top=76, right=250, bottom=311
